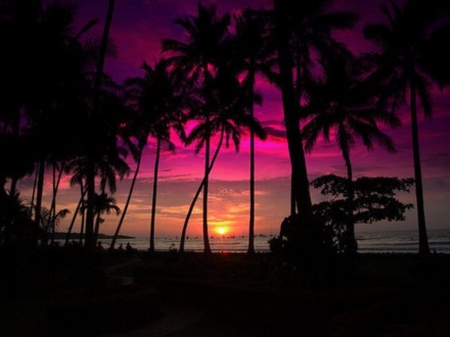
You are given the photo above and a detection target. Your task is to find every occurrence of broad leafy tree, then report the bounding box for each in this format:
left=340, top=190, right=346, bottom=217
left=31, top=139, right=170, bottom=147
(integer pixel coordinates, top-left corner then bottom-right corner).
left=311, top=174, right=414, bottom=253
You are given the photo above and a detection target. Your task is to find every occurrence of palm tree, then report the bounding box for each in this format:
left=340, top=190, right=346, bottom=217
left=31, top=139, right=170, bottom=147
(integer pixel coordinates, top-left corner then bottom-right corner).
left=363, top=0, right=450, bottom=255
left=179, top=67, right=266, bottom=253
left=39, top=206, right=70, bottom=245
left=301, top=54, right=401, bottom=255
left=114, top=59, right=186, bottom=252
left=272, top=0, right=359, bottom=218
left=232, top=11, right=272, bottom=254
left=162, top=3, right=232, bottom=254
left=79, top=192, right=120, bottom=243
left=109, top=121, right=143, bottom=250
left=84, top=0, right=116, bottom=252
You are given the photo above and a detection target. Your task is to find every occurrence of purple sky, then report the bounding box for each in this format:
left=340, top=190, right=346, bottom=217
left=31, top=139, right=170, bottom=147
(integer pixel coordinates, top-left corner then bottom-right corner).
left=21, top=0, right=450, bottom=238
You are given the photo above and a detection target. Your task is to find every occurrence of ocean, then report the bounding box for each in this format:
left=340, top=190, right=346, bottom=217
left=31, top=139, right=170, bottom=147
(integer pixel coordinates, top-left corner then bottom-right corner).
left=99, top=229, right=450, bottom=254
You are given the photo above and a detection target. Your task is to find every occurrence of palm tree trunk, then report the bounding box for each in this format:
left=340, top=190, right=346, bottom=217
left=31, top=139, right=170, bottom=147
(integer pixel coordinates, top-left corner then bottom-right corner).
left=29, top=164, right=38, bottom=218
left=84, top=163, right=96, bottom=251
left=343, top=149, right=357, bottom=256
left=94, top=213, right=101, bottom=242
left=149, top=138, right=161, bottom=253
left=273, top=0, right=312, bottom=218
left=65, top=187, right=86, bottom=246
left=86, top=0, right=116, bottom=253
left=79, top=183, right=86, bottom=245
left=110, top=148, right=143, bottom=250
left=179, top=127, right=225, bottom=253
left=410, top=84, right=430, bottom=255
left=248, top=74, right=256, bottom=254
left=34, top=160, right=45, bottom=233
left=94, top=0, right=115, bottom=94
left=203, top=112, right=212, bottom=254
left=9, top=177, right=18, bottom=197
left=50, top=163, right=64, bottom=245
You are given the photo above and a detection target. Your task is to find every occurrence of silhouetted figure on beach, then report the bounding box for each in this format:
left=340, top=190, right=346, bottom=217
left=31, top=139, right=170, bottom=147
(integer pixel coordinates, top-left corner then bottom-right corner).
left=97, top=241, right=104, bottom=251
left=117, top=243, right=124, bottom=251
left=126, top=242, right=135, bottom=253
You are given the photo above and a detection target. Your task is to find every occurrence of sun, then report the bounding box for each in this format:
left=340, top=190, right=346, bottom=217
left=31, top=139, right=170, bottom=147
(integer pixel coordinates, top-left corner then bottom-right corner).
left=215, top=226, right=229, bottom=236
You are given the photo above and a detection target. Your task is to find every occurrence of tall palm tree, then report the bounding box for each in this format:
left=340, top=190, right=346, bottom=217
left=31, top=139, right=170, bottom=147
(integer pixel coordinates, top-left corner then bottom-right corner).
left=363, top=0, right=450, bottom=255
left=272, top=0, right=359, bottom=218
left=179, top=67, right=266, bottom=253
left=162, top=3, right=231, bottom=254
left=232, top=11, right=272, bottom=254
left=301, top=54, right=401, bottom=255
left=84, top=0, right=116, bottom=252
left=115, top=59, right=186, bottom=252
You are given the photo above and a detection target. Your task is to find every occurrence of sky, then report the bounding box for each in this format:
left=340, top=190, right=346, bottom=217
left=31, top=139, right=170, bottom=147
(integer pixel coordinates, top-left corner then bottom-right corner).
left=19, top=0, right=450, bottom=239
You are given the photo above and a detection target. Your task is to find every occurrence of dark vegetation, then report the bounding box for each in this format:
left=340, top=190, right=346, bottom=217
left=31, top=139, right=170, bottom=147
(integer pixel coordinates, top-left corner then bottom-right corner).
left=2, top=249, right=450, bottom=336
left=1, top=0, right=450, bottom=335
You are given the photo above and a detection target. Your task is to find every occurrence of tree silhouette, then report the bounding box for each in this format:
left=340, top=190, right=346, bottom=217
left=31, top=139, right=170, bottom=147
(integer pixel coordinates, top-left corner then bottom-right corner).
left=85, top=0, right=116, bottom=252
left=301, top=54, right=401, bottom=255
left=162, top=3, right=232, bottom=254
left=363, top=0, right=450, bottom=255
left=233, top=10, right=271, bottom=254
left=311, top=174, right=415, bottom=253
left=115, top=59, right=187, bottom=252
left=272, top=0, right=359, bottom=218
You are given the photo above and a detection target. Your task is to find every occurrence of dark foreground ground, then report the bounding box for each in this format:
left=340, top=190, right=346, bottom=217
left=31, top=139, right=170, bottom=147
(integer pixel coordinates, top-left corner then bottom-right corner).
left=2, top=249, right=450, bottom=337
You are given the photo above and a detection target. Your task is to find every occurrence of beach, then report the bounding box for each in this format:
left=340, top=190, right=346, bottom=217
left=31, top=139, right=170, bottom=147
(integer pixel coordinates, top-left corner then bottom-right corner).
left=2, top=248, right=450, bottom=336
left=86, top=228, right=450, bottom=254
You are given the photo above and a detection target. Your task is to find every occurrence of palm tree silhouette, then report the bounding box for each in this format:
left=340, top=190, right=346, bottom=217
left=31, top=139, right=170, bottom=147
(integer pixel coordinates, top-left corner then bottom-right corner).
left=79, top=192, right=120, bottom=243
left=84, top=0, right=116, bottom=252
left=114, top=59, right=187, bottom=252
left=162, top=3, right=232, bottom=254
left=178, top=66, right=265, bottom=253
left=302, top=54, right=401, bottom=255
left=363, top=0, right=450, bottom=255
left=272, top=0, right=359, bottom=218
left=232, top=11, right=271, bottom=254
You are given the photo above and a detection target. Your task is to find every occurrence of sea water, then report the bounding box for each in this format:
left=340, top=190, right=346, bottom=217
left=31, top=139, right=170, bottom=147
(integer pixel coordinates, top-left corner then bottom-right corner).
left=101, top=229, right=450, bottom=254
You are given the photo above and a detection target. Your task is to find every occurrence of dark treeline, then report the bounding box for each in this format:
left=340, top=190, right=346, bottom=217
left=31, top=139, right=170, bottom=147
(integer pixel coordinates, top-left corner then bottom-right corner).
left=1, top=0, right=450, bottom=266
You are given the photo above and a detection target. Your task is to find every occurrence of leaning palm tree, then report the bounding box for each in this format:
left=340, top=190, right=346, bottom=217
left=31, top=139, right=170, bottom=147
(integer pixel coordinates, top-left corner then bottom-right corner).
left=114, top=59, right=186, bottom=252
left=162, top=3, right=232, bottom=254
left=109, top=118, right=144, bottom=250
left=363, top=0, right=450, bottom=255
left=301, top=54, right=401, bottom=255
left=179, top=67, right=266, bottom=253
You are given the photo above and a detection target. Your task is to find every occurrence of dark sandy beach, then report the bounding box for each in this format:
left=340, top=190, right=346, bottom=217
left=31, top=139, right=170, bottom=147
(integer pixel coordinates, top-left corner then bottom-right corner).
left=2, top=250, right=450, bottom=337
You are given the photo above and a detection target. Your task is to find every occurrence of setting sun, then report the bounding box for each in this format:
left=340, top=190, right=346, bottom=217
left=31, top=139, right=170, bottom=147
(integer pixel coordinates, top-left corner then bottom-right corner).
left=215, top=226, right=229, bottom=236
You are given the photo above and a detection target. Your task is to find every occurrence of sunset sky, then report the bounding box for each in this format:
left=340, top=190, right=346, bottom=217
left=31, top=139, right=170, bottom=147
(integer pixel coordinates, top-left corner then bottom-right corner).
left=19, top=0, right=450, bottom=239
